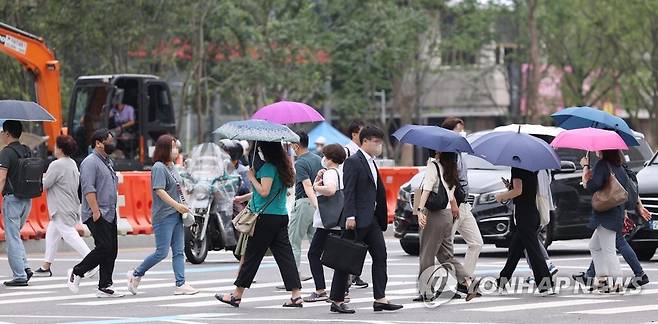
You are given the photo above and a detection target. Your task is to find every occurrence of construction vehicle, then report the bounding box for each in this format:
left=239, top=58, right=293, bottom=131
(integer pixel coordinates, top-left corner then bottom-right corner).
left=1, top=22, right=175, bottom=170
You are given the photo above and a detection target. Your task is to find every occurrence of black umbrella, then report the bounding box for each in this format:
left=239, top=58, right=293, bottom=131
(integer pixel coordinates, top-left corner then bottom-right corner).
left=0, top=100, right=56, bottom=122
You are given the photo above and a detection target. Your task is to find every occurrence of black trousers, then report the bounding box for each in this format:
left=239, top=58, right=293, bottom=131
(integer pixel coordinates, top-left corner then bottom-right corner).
left=329, top=221, right=388, bottom=302
left=235, top=214, right=301, bottom=291
left=73, top=217, right=118, bottom=289
left=499, top=209, right=553, bottom=289
left=308, top=228, right=341, bottom=290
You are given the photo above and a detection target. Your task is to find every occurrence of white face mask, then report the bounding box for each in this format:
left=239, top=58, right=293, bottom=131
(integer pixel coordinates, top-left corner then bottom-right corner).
left=170, top=147, right=179, bottom=160
left=373, top=143, right=383, bottom=157
left=321, top=157, right=329, bottom=168
left=257, top=148, right=265, bottom=161
left=459, top=131, right=467, bottom=138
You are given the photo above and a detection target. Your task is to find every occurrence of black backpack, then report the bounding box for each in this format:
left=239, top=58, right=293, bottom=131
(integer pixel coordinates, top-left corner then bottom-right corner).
left=6, top=145, right=43, bottom=199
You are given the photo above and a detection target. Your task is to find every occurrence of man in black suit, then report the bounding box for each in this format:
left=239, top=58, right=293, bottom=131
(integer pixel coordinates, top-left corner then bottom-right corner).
left=328, top=126, right=403, bottom=314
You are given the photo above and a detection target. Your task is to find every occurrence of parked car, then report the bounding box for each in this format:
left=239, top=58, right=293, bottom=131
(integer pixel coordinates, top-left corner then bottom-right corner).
left=627, top=151, right=658, bottom=260
left=394, top=128, right=654, bottom=258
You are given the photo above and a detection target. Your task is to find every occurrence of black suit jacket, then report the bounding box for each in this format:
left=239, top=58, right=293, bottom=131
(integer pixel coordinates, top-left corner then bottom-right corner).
left=342, top=150, right=388, bottom=231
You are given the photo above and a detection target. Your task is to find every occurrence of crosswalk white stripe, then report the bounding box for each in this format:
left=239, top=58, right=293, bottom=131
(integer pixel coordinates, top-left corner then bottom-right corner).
left=13, top=277, right=167, bottom=290
left=258, top=295, right=418, bottom=309
left=65, top=293, right=215, bottom=306
left=465, top=298, right=621, bottom=312
left=0, top=291, right=54, bottom=298
left=27, top=276, right=68, bottom=282
left=358, top=296, right=520, bottom=310
left=568, top=304, right=658, bottom=315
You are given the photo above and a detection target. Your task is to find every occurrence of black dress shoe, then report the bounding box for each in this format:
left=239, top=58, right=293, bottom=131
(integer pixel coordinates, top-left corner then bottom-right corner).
left=330, top=302, right=355, bottom=314
left=3, top=279, right=28, bottom=287
left=25, top=268, right=33, bottom=282
left=373, top=301, right=403, bottom=312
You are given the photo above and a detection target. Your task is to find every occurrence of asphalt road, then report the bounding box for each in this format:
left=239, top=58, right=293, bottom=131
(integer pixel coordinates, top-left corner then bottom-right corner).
left=0, top=234, right=657, bottom=324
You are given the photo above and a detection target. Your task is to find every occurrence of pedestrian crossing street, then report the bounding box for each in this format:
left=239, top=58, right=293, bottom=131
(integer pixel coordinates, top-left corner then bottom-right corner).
left=1, top=252, right=658, bottom=324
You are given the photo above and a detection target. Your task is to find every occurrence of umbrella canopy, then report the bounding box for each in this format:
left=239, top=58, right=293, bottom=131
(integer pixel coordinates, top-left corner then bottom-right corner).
left=551, top=106, right=639, bottom=146
left=471, top=131, right=560, bottom=172
left=0, top=100, right=56, bottom=122
left=550, top=128, right=628, bottom=152
left=393, top=125, right=473, bottom=154
left=252, top=101, right=325, bottom=125
left=308, top=122, right=350, bottom=150
left=214, top=119, right=300, bottom=143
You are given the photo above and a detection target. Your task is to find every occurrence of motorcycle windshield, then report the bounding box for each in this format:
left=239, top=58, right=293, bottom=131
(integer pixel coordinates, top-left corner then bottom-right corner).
left=185, top=143, right=231, bottom=180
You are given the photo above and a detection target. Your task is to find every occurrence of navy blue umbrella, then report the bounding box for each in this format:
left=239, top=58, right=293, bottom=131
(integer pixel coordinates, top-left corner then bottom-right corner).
left=470, top=131, right=560, bottom=172
left=392, top=125, right=473, bottom=154
left=0, top=100, right=56, bottom=122
left=551, top=106, right=639, bottom=146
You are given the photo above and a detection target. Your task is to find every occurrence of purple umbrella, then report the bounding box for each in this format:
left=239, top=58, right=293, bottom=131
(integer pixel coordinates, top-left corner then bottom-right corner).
left=471, top=131, right=560, bottom=172
left=251, top=101, right=325, bottom=125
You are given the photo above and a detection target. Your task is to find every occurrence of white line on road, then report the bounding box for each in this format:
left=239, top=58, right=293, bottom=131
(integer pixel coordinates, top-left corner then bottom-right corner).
left=358, top=296, right=521, bottom=310
left=465, top=298, right=621, bottom=312
left=65, top=293, right=215, bottom=306
left=568, top=303, right=658, bottom=315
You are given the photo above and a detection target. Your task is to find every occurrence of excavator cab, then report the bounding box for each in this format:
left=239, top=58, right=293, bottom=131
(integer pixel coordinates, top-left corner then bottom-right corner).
left=67, top=74, right=176, bottom=171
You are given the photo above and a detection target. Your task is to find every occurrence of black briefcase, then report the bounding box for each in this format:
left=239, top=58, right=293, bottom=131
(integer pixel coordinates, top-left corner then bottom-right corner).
left=321, top=233, right=368, bottom=276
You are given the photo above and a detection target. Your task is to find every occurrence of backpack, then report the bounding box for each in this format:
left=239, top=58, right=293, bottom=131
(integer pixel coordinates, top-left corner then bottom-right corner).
left=6, top=145, right=43, bottom=199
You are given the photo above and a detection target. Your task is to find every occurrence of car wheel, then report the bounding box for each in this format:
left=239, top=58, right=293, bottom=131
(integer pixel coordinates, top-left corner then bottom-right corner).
left=630, top=242, right=658, bottom=261
left=400, top=240, right=419, bottom=256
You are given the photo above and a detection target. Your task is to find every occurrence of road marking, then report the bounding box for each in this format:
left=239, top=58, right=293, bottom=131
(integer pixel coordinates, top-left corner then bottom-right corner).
left=358, top=296, right=520, bottom=310
left=65, top=293, right=215, bottom=306
left=465, top=298, right=621, bottom=312
left=568, top=303, right=658, bottom=315
left=11, top=277, right=167, bottom=290
left=258, top=295, right=418, bottom=309
left=0, top=291, right=54, bottom=298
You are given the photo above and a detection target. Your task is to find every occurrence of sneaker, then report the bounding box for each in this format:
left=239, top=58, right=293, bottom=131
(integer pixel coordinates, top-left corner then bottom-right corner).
left=126, top=270, right=141, bottom=295
left=85, top=267, right=99, bottom=279
left=33, top=267, right=52, bottom=277
left=572, top=272, right=593, bottom=286
left=174, top=283, right=199, bottom=295
left=526, top=276, right=535, bottom=285
left=627, top=274, right=650, bottom=290
left=549, top=266, right=559, bottom=277
left=3, top=279, right=28, bottom=287
left=303, top=291, right=328, bottom=302
left=97, top=287, right=125, bottom=298
left=537, top=288, right=557, bottom=296
left=25, top=268, right=33, bottom=282
left=67, top=269, right=81, bottom=293
left=351, top=276, right=369, bottom=289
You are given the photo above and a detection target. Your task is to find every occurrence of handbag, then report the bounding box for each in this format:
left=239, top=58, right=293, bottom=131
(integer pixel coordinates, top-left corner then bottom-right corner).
left=425, top=161, right=449, bottom=211
left=536, top=194, right=551, bottom=226
left=317, top=169, right=344, bottom=228
left=321, top=230, right=368, bottom=276
left=591, top=163, right=629, bottom=213
left=232, top=188, right=282, bottom=236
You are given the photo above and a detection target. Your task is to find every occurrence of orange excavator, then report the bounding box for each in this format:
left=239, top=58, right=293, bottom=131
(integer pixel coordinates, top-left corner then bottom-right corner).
left=0, top=22, right=176, bottom=170
left=0, top=22, right=62, bottom=150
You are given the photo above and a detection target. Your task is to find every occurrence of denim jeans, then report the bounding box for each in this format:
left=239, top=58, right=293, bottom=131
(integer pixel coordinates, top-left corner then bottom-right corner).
left=2, top=195, right=32, bottom=281
left=134, top=212, right=185, bottom=286
left=586, top=232, right=644, bottom=278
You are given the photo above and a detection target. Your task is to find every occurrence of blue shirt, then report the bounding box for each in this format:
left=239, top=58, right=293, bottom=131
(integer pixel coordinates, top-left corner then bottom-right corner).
left=586, top=160, right=629, bottom=233
left=251, top=163, right=287, bottom=215
left=80, top=151, right=118, bottom=223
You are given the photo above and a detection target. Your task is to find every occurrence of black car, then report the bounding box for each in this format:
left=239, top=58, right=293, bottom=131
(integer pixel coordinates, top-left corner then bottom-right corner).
left=394, top=129, right=655, bottom=258
left=627, top=151, right=658, bottom=260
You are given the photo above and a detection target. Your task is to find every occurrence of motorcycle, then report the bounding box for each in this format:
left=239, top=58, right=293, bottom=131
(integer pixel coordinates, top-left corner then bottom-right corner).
left=180, top=143, right=241, bottom=264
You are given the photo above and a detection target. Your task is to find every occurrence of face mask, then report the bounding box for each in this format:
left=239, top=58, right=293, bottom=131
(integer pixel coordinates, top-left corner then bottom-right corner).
left=459, top=131, right=467, bottom=137
left=321, top=157, right=329, bottom=168
left=257, top=148, right=265, bottom=161
left=373, top=143, right=383, bottom=157
left=103, top=141, right=116, bottom=155
left=171, top=148, right=179, bottom=160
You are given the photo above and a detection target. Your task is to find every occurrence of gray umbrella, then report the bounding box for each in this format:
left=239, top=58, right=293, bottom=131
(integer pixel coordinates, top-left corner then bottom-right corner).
left=0, top=100, right=56, bottom=122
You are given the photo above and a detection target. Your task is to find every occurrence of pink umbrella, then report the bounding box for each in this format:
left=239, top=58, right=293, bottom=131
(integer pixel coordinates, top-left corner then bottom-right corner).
left=550, top=127, right=629, bottom=151
left=251, top=101, right=325, bottom=125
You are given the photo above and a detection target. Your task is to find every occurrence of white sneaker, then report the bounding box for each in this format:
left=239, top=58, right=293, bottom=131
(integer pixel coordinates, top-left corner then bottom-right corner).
left=174, top=283, right=199, bottom=295
left=126, top=270, right=141, bottom=295
left=97, top=287, right=125, bottom=298
left=85, top=267, right=99, bottom=279
left=67, top=269, right=81, bottom=294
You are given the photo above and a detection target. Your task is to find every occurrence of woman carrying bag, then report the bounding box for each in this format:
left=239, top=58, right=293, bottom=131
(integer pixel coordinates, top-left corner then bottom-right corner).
left=216, top=141, right=303, bottom=308
left=303, top=144, right=347, bottom=302
left=127, top=135, right=198, bottom=295
left=415, top=151, right=479, bottom=302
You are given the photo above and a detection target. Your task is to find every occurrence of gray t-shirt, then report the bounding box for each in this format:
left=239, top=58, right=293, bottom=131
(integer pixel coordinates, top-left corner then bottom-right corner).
left=294, top=152, right=323, bottom=200
left=80, top=151, right=118, bottom=223
left=151, top=161, right=183, bottom=222
left=43, top=157, right=81, bottom=226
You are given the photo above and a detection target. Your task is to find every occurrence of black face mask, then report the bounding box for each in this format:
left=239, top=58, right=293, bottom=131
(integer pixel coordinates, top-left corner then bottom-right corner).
left=103, top=141, right=117, bottom=155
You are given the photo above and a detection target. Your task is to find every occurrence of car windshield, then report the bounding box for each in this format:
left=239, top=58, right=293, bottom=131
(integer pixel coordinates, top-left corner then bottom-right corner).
left=463, top=154, right=508, bottom=170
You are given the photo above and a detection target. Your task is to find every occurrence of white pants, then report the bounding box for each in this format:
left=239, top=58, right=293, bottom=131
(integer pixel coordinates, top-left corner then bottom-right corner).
left=44, top=218, right=91, bottom=263
left=589, top=226, right=622, bottom=278
left=451, top=203, right=484, bottom=276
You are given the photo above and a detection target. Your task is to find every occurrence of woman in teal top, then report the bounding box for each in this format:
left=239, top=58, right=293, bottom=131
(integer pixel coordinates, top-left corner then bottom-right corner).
left=217, top=141, right=303, bottom=308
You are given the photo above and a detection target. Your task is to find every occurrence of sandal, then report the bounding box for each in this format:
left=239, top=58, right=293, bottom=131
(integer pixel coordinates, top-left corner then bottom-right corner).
left=283, top=296, right=303, bottom=308
left=215, top=293, right=241, bottom=308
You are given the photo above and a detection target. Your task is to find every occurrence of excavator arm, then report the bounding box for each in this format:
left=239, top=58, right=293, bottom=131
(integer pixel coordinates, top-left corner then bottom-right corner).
left=0, top=21, right=62, bottom=151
